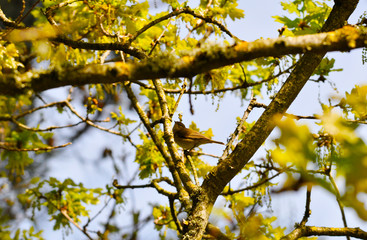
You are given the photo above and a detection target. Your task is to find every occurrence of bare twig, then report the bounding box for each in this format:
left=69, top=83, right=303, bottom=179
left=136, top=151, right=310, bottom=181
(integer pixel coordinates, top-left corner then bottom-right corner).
left=15, top=101, right=67, bottom=119
left=14, top=0, right=26, bottom=24
left=219, top=94, right=261, bottom=162
left=171, top=79, right=187, bottom=117
left=300, top=184, right=312, bottom=226
left=101, top=201, right=117, bottom=236
left=284, top=113, right=317, bottom=120
left=10, top=116, right=84, bottom=132
left=132, top=63, right=295, bottom=95
left=148, top=20, right=172, bottom=56
left=45, top=0, right=79, bottom=27
left=169, top=196, right=183, bottom=233
left=328, top=173, right=350, bottom=240
left=185, top=153, right=200, bottom=186
left=221, top=170, right=283, bottom=195
left=194, top=151, right=221, bottom=158
left=60, top=208, right=94, bottom=240
left=64, top=101, right=128, bottom=138
left=85, top=197, right=113, bottom=230
left=18, top=0, right=41, bottom=25
left=113, top=178, right=177, bottom=198
left=188, top=77, right=194, bottom=114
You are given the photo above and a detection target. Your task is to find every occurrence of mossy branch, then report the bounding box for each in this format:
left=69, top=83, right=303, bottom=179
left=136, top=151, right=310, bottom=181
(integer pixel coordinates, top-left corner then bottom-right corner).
left=1, top=25, right=367, bottom=96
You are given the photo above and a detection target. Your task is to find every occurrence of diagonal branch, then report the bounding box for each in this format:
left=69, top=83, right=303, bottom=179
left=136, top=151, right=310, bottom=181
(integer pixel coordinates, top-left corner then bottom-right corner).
left=203, top=0, right=359, bottom=203
left=328, top=172, right=350, bottom=240
left=300, top=185, right=312, bottom=226
left=182, top=1, right=360, bottom=239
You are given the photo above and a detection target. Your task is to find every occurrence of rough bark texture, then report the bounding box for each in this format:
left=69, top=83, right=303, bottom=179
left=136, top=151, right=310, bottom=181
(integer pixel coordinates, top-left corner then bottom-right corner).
left=182, top=0, right=360, bottom=239
left=282, top=226, right=367, bottom=239
left=1, top=25, right=367, bottom=96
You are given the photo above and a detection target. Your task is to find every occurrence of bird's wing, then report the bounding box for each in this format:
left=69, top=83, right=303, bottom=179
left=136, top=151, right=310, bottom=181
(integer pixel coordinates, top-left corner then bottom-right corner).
left=179, top=129, right=210, bottom=140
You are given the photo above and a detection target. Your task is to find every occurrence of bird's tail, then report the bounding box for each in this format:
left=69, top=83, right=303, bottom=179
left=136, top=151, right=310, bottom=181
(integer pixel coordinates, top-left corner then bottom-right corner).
left=210, top=140, right=225, bottom=145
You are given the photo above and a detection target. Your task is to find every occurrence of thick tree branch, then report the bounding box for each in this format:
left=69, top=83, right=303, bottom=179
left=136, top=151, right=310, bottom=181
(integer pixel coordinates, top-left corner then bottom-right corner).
left=282, top=226, right=367, bottom=240
left=1, top=25, right=366, bottom=96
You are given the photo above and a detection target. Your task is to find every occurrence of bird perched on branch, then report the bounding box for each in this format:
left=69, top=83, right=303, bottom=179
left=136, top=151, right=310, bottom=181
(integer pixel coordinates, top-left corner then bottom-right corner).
left=172, top=121, right=224, bottom=151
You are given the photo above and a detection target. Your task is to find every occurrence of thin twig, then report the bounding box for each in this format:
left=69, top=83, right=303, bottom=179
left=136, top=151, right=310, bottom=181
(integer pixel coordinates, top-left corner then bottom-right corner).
left=10, top=117, right=84, bottom=132
left=221, top=170, right=283, bottom=195
left=85, top=197, right=113, bottom=229
left=169, top=196, right=183, bottom=233
left=284, top=113, right=317, bottom=120
left=14, top=0, right=26, bottom=24
left=300, top=184, right=312, bottom=226
left=194, top=151, right=221, bottom=158
left=185, top=153, right=200, bottom=186
left=219, top=94, right=259, bottom=162
left=188, top=77, right=194, bottom=114
left=113, top=178, right=177, bottom=198
left=18, top=0, right=41, bottom=25
left=149, top=20, right=172, bottom=56
left=43, top=0, right=147, bottom=59
left=0, top=142, right=71, bottom=152
left=101, top=201, right=117, bottom=236
left=64, top=101, right=128, bottom=138
left=130, top=64, right=295, bottom=95
left=171, top=79, right=187, bottom=117
left=328, top=173, right=350, bottom=240
left=60, top=208, right=94, bottom=240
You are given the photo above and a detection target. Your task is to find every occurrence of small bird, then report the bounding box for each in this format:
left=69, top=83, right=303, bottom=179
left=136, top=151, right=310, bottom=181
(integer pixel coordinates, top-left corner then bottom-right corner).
left=172, top=121, right=224, bottom=151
